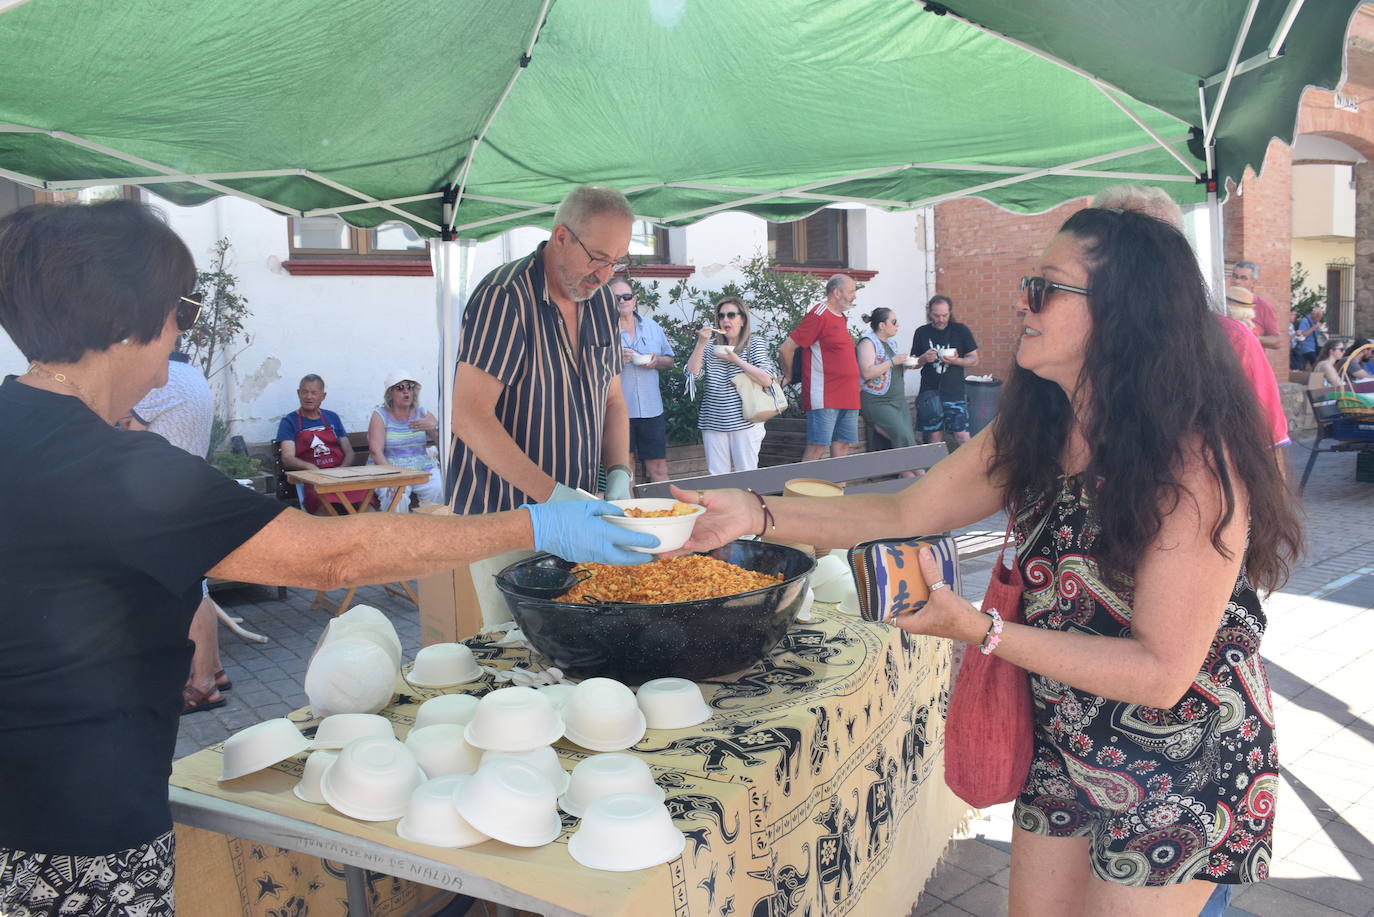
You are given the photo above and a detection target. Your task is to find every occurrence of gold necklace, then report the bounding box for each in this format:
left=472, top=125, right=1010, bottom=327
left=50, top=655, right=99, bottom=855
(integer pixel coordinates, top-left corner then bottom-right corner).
left=25, top=361, right=97, bottom=412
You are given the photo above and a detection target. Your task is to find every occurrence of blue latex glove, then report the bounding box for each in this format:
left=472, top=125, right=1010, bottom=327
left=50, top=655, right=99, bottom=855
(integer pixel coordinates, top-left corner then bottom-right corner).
left=604, top=464, right=633, bottom=502
left=524, top=501, right=659, bottom=565
left=548, top=482, right=595, bottom=502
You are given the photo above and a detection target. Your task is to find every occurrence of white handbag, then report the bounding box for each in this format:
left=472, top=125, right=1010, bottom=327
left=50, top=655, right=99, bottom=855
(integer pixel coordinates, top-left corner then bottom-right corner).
left=731, top=372, right=786, bottom=423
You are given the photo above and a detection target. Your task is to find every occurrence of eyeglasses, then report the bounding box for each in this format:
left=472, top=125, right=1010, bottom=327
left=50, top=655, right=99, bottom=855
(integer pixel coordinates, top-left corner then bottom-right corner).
left=718, top=311, right=741, bottom=319
left=565, top=226, right=629, bottom=272
left=1019, top=276, right=1091, bottom=314
left=175, top=295, right=202, bottom=332
left=393, top=381, right=418, bottom=392
left=615, top=292, right=636, bottom=302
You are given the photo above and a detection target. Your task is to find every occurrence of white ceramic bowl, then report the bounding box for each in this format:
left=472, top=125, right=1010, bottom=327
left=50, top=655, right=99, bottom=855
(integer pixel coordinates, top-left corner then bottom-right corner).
left=559, top=753, right=665, bottom=817
left=562, top=677, right=647, bottom=752
left=407, top=643, right=482, bottom=688
left=603, top=498, right=705, bottom=555
left=537, top=683, right=575, bottom=712
left=319, top=736, right=425, bottom=821
left=293, top=749, right=340, bottom=803
left=305, top=636, right=396, bottom=717
left=220, top=718, right=312, bottom=781
left=413, top=694, right=481, bottom=731
left=713, top=344, right=734, bottom=357
left=396, top=775, right=489, bottom=848
left=631, top=352, right=653, bottom=366
left=809, top=554, right=849, bottom=589
left=404, top=723, right=484, bottom=778
left=568, top=793, right=686, bottom=872
left=313, top=713, right=394, bottom=750
left=462, top=686, right=565, bottom=753
left=480, top=746, right=570, bottom=796
left=453, top=759, right=562, bottom=847
left=636, top=678, right=711, bottom=730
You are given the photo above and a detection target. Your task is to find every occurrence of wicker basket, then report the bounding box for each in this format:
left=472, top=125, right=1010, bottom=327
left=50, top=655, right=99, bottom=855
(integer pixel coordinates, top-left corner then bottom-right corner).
left=1334, top=343, right=1374, bottom=420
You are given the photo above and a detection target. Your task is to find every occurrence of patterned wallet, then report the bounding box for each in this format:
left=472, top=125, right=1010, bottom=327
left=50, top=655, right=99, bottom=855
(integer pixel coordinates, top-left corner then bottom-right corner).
left=845, top=535, right=960, bottom=623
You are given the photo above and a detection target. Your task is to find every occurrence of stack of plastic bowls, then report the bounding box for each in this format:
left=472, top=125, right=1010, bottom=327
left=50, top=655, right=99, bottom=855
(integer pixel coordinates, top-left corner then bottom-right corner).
left=293, top=749, right=340, bottom=803
left=636, top=678, right=711, bottom=730
left=220, top=718, right=311, bottom=781
left=305, top=637, right=397, bottom=717
left=319, top=736, right=425, bottom=821
left=406, top=643, right=482, bottom=688
left=559, top=753, right=664, bottom=817
left=809, top=554, right=850, bottom=602
left=480, top=747, right=570, bottom=796
left=396, top=775, right=489, bottom=848
left=405, top=723, right=484, bottom=778
left=562, top=678, right=646, bottom=752
left=453, top=759, right=562, bottom=847
left=413, top=694, right=480, bottom=731
left=568, top=793, right=686, bottom=871
left=325, top=606, right=404, bottom=670
left=313, top=713, right=394, bottom=750
left=462, top=686, right=564, bottom=753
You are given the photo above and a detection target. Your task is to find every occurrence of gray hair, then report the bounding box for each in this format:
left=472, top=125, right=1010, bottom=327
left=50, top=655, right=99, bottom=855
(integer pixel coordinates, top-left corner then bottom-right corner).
left=1233, top=260, right=1260, bottom=278
left=1091, top=184, right=1184, bottom=230
left=299, top=374, right=324, bottom=389
left=552, top=185, right=633, bottom=233
left=825, top=274, right=852, bottom=298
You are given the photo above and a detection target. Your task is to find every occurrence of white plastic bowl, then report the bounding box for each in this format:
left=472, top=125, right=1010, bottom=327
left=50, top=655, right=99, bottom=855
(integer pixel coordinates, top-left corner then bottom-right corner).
left=305, top=636, right=396, bottom=717
left=537, top=683, right=575, bottom=712
left=559, top=753, right=665, bottom=817
left=568, top=793, right=686, bottom=872
left=603, top=498, right=704, bottom=555
left=396, top=775, right=489, bottom=848
left=293, top=749, right=340, bottom=803
left=404, top=723, right=484, bottom=778
left=809, top=554, right=849, bottom=589
left=812, top=571, right=855, bottom=604
left=795, top=587, right=816, bottom=622
left=631, top=352, right=653, bottom=366
left=413, top=694, right=481, bottom=731
left=407, top=643, right=482, bottom=688
left=453, top=759, right=562, bottom=847
left=712, top=344, right=734, bottom=357
left=328, top=607, right=403, bottom=669
left=319, top=736, right=425, bottom=821
left=480, top=746, right=570, bottom=796
left=562, top=677, right=647, bottom=752
left=313, top=713, right=394, bottom=750
left=462, top=686, right=565, bottom=753
left=220, top=718, right=312, bottom=781
left=636, top=678, right=711, bottom=730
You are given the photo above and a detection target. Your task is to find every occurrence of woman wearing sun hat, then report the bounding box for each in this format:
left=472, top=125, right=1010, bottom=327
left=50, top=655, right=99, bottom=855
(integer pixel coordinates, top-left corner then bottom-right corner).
left=367, top=369, right=444, bottom=509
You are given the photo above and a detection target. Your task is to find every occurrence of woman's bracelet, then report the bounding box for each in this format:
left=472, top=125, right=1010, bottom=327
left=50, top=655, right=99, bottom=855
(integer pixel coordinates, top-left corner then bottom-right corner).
left=745, top=488, right=775, bottom=538
left=978, top=608, right=1003, bottom=656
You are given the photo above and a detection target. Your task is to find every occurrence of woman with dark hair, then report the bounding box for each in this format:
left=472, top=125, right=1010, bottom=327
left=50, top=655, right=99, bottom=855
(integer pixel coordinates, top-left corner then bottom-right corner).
left=678, top=208, right=1301, bottom=915
left=0, top=200, right=655, bottom=916
left=685, top=295, right=777, bottom=475
left=1307, top=339, right=1365, bottom=390
left=856, top=307, right=915, bottom=453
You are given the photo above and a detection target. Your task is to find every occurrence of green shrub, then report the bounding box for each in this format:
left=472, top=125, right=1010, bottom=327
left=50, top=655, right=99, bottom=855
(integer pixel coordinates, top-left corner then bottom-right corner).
left=211, top=451, right=263, bottom=479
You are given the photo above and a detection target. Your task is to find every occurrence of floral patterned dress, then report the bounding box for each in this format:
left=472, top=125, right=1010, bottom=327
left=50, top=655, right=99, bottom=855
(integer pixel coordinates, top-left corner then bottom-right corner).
left=1011, top=475, right=1277, bottom=886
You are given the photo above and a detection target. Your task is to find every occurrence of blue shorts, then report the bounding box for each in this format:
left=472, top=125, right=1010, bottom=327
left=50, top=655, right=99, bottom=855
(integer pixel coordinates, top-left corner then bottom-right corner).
left=628, top=414, right=667, bottom=461
left=806, top=408, right=860, bottom=445
left=916, top=391, right=969, bottom=434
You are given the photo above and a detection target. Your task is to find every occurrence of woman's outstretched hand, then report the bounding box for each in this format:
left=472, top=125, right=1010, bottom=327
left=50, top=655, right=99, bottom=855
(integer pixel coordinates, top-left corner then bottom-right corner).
left=672, top=484, right=756, bottom=553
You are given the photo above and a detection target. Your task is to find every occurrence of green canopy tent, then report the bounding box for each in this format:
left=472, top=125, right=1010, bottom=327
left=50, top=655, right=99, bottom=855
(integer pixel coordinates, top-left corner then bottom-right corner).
left=0, top=0, right=1361, bottom=471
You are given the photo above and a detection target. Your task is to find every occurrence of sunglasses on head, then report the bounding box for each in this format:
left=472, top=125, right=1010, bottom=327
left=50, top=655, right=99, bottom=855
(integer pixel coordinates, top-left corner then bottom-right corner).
left=615, top=292, right=636, bottom=302
left=175, top=295, right=202, bottom=332
left=1019, top=276, right=1091, bottom=314
left=393, top=381, right=418, bottom=392
left=717, top=310, right=741, bottom=319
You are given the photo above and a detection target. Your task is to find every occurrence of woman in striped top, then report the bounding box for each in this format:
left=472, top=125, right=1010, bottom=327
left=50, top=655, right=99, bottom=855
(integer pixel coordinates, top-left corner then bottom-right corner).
left=367, top=370, right=444, bottom=509
left=685, top=296, right=777, bottom=475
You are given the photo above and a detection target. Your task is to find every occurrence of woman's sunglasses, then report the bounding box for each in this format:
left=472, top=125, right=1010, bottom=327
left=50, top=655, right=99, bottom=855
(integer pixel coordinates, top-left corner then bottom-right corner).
left=175, top=295, right=202, bottom=332
left=717, top=310, right=742, bottom=319
left=1019, top=276, right=1091, bottom=314
left=393, top=381, right=418, bottom=392
left=615, top=292, right=636, bottom=302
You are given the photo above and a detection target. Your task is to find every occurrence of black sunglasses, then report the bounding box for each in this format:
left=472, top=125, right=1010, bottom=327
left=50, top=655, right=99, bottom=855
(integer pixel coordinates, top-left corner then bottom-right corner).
left=1019, top=276, right=1091, bottom=314
left=393, top=381, right=418, bottom=392
left=175, top=295, right=202, bottom=332
left=615, top=292, right=636, bottom=302
left=717, top=310, right=742, bottom=319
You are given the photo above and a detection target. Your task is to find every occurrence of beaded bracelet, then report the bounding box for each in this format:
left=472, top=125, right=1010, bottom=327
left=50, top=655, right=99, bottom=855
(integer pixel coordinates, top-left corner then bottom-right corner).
left=978, top=608, right=1004, bottom=656
left=745, top=488, right=775, bottom=538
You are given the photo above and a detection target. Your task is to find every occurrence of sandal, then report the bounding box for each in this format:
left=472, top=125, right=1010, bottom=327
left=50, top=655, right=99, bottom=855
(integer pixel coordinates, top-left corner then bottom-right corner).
left=214, top=668, right=232, bottom=692
left=182, top=684, right=227, bottom=715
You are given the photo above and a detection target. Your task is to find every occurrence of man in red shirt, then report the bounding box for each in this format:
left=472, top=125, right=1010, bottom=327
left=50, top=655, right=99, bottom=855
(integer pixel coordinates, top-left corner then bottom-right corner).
left=779, top=274, right=862, bottom=461
left=1231, top=261, right=1283, bottom=353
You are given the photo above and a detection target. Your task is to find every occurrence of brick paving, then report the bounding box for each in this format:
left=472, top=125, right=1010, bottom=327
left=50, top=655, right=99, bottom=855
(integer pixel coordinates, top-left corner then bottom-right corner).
left=180, top=442, right=1374, bottom=916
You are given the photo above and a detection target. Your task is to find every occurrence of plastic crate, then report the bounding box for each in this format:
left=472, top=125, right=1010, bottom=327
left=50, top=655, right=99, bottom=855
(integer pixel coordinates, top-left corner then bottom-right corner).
left=1332, top=419, right=1374, bottom=442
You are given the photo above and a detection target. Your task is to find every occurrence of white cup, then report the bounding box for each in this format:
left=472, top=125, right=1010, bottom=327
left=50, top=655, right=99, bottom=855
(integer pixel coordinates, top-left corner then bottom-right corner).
left=305, top=636, right=396, bottom=717
left=413, top=694, right=481, bottom=731
left=636, top=678, right=711, bottom=730
left=453, top=759, right=562, bottom=847
left=313, top=713, right=394, bottom=750
left=293, top=749, right=340, bottom=803
left=320, top=736, right=425, bottom=821
left=559, top=753, right=665, bottom=817
left=562, top=678, right=647, bottom=752
left=396, top=775, right=489, bottom=848
left=407, top=643, right=482, bottom=688
left=404, top=723, right=484, bottom=778
left=568, top=793, right=686, bottom=871
left=480, top=746, right=570, bottom=796
left=220, top=718, right=312, bottom=781
left=462, top=686, right=565, bottom=753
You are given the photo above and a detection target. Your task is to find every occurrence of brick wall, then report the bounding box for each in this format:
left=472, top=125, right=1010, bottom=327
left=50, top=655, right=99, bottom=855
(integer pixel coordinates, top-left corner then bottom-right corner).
left=1224, top=139, right=1294, bottom=378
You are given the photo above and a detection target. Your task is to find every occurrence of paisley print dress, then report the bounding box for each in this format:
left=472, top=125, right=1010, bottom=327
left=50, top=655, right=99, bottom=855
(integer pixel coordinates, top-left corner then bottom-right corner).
left=1011, top=475, right=1277, bottom=886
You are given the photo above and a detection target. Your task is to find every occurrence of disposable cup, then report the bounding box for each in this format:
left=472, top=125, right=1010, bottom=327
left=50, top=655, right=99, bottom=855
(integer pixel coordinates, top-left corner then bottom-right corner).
left=559, top=753, right=665, bottom=817
left=562, top=677, right=647, bottom=752
left=220, top=718, right=311, bottom=781
left=480, top=746, right=570, bottom=796
left=313, top=713, right=393, bottom=750
left=305, top=636, right=396, bottom=717
left=407, top=643, right=482, bottom=688
left=404, top=723, right=484, bottom=778
left=319, top=736, right=425, bottom=821
left=395, top=776, right=489, bottom=848
left=568, top=793, right=686, bottom=871
left=413, top=694, right=481, bottom=731
left=453, top=759, right=562, bottom=847
left=462, top=686, right=564, bottom=753
left=293, top=749, right=340, bottom=803
left=636, top=678, right=711, bottom=730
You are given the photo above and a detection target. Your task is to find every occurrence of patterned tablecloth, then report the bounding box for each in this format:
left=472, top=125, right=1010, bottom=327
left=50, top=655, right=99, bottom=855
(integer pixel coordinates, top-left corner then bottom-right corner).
left=171, top=604, right=966, bottom=917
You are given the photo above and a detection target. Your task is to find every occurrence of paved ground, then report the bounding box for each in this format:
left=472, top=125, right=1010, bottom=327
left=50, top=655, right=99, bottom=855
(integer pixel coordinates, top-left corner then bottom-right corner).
left=181, top=441, right=1374, bottom=916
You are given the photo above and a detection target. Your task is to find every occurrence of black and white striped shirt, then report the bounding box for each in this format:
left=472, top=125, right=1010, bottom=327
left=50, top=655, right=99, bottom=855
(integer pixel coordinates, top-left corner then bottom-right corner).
left=693, top=336, right=774, bottom=433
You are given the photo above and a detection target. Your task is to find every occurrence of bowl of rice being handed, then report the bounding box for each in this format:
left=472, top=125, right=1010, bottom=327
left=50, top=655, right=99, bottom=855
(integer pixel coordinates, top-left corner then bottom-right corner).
left=603, top=498, right=706, bottom=554
left=494, top=541, right=815, bottom=683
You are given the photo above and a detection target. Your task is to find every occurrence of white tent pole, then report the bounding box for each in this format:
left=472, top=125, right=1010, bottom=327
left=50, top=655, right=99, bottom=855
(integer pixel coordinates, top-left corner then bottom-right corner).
left=1268, top=0, right=1306, bottom=58
left=1205, top=0, right=1261, bottom=146
left=1092, top=85, right=1202, bottom=178
left=1208, top=183, right=1226, bottom=306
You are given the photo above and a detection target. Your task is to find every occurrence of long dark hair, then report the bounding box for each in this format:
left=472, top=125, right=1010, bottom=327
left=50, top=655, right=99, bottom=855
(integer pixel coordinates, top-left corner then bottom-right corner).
left=989, top=208, right=1300, bottom=591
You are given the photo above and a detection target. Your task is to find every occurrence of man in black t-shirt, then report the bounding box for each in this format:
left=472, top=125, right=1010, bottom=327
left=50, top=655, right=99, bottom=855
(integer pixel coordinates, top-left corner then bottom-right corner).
left=910, top=294, right=980, bottom=448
